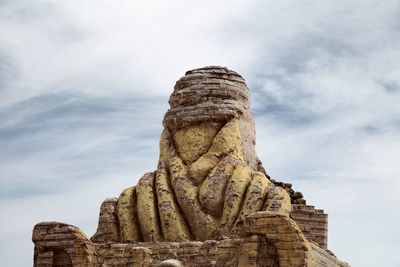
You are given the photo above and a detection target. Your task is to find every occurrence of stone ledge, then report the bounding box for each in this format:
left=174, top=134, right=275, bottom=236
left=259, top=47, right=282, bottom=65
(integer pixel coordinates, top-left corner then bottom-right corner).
left=32, top=213, right=348, bottom=267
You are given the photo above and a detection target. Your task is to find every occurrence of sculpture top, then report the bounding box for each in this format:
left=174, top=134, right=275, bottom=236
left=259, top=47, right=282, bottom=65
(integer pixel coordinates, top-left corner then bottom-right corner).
left=164, top=66, right=249, bottom=129
left=164, top=66, right=258, bottom=170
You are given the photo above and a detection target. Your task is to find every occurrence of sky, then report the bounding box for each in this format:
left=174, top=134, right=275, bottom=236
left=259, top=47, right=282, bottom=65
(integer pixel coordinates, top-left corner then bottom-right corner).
left=0, top=0, right=399, bottom=266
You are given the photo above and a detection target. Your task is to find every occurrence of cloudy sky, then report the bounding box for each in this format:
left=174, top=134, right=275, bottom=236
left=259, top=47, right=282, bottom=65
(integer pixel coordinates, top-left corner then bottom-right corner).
left=1, top=0, right=399, bottom=266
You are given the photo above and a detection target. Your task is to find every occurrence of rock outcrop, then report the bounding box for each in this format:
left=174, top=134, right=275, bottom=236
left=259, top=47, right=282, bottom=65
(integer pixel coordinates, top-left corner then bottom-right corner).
left=32, top=66, right=349, bottom=267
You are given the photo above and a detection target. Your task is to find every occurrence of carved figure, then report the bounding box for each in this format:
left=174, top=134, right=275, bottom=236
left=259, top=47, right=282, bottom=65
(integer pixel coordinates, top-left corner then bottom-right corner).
left=32, top=66, right=349, bottom=267
left=92, top=66, right=291, bottom=243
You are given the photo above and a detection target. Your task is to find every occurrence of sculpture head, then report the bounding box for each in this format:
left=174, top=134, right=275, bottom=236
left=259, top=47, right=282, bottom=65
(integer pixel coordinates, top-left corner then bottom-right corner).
left=162, top=66, right=259, bottom=169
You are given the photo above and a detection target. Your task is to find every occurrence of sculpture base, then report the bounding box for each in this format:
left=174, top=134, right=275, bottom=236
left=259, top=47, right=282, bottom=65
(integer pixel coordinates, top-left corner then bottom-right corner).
left=32, top=212, right=349, bottom=267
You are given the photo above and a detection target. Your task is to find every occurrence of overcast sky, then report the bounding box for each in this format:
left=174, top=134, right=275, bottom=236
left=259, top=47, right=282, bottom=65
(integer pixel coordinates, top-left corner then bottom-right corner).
left=1, top=0, right=400, bottom=266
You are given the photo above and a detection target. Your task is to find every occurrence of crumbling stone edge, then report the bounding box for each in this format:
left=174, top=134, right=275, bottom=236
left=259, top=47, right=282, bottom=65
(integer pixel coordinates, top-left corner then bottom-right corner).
left=32, top=212, right=349, bottom=267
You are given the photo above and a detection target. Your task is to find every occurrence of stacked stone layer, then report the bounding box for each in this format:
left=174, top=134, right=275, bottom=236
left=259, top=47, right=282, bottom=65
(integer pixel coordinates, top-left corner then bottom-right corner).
left=32, top=66, right=349, bottom=267
left=290, top=205, right=328, bottom=249
left=164, top=66, right=258, bottom=170
left=164, top=67, right=249, bottom=129
left=90, top=197, right=119, bottom=243
left=33, top=212, right=349, bottom=267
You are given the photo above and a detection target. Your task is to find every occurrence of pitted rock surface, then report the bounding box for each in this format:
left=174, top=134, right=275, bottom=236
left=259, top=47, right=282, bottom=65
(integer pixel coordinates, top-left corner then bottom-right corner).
left=164, top=66, right=258, bottom=170
left=99, top=66, right=293, bottom=242
left=32, top=66, right=349, bottom=267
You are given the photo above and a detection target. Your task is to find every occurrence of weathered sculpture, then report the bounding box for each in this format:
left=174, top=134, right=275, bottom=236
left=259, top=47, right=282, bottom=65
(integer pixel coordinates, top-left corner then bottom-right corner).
left=33, top=66, right=349, bottom=267
left=94, top=67, right=291, bottom=243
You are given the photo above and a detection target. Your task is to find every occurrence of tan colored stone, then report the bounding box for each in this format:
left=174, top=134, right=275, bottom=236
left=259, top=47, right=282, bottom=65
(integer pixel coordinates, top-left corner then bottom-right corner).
left=172, top=122, right=223, bottom=165
left=32, top=66, right=349, bottom=267
left=91, top=198, right=119, bottom=243
left=136, top=172, right=162, bottom=241
left=116, top=186, right=141, bottom=242
left=155, top=162, right=192, bottom=241
left=219, top=165, right=253, bottom=232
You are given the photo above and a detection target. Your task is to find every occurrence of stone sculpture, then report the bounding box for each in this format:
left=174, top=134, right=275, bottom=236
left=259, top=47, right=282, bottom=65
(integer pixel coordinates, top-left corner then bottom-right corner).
left=32, top=66, right=349, bottom=267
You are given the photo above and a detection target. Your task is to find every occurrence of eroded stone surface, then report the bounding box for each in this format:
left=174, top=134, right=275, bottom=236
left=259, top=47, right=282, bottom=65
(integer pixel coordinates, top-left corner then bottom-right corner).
left=32, top=66, right=349, bottom=267
left=91, top=197, right=119, bottom=243
left=104, top=67, right=295, bottom=242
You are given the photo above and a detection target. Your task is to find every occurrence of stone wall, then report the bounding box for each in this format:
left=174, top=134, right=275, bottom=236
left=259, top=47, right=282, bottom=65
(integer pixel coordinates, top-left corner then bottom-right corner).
left=33, top=222, right=95, bottom=267
left=290, top=204, right=328, bottom=249
left=33, top=212, right=348, bottom=267
left=311, top=244, right=350, bottom=267
left=91, top=197, right=119, bottom=243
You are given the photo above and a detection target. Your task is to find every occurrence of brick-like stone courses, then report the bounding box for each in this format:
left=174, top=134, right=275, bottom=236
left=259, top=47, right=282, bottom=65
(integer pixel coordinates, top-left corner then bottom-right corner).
left=32, top=220, right=317, bottom=267
left=126, top=240, right=243, bottom=266
left=33, top=222, right=242, bottom=266
left=32, top=212, right=347, bottom=267
left=93, top=245, right=152, bottom=266
left=311, top=244, right=350, bottom=267
left=91, top=197, right=119, bottom=243
left=32, top=222, right=95, bottom=267
left=290, top=205, right=328, bottom=249
left=164, top=67, right=249, bottom=129
left=244, top=212, right=317, bottom=267
left=164, top=66, right=258, bottom=170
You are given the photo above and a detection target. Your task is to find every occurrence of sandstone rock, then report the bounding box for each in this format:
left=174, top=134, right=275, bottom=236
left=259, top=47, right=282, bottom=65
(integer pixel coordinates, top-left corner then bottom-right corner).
left=293, top=191, right=304, bottom=199
left=91, top=197, right=119, bottom=243
left=32, top=66, right=349, bottom=267
left=100, top=66, right=295, bottom=242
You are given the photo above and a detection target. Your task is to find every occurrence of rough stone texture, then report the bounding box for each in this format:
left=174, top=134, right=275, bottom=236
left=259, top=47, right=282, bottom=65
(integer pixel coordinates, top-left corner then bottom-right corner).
left=33, top=222, right=95, bottom=267
left=311, top=244, right=350, bottom=267
left=32, top=66, right=349, bottom=267
left=97, top=67, right=294, bottom=242
left=270, top=180, right=307, bottom=205
left=291, top=205, right=328, bottom=249
left=116, top=186, right=142, bottom=242
left=33, top=213, right=347, bottom=267
left=164, top=66, right=258, bottom=170
left=91, top=197, right=119, bottom=243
